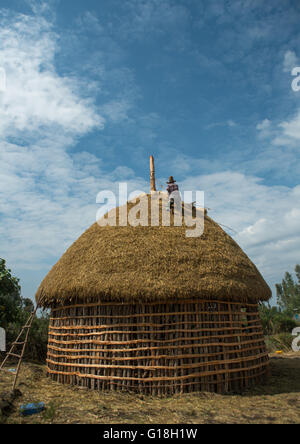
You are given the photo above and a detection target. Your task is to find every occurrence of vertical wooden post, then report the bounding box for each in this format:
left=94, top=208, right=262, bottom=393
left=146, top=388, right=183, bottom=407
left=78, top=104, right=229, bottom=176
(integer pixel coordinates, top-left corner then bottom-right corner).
left=150, top=155, right=156, bottom=192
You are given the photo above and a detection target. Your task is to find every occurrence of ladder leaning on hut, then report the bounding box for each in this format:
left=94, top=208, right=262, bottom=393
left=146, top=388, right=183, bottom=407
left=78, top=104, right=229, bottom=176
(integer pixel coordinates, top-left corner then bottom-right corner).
left=0, top=306, right=38, bottom=390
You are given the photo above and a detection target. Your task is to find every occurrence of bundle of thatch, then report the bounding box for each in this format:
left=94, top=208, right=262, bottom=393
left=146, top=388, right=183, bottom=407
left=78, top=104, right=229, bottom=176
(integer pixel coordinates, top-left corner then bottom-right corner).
left=36, top=194, right=271, bottom=307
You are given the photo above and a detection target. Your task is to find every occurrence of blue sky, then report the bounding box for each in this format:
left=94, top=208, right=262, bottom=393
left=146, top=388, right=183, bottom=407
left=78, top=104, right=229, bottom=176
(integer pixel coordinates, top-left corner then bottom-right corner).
left=0, top=0, right=300, bottom=304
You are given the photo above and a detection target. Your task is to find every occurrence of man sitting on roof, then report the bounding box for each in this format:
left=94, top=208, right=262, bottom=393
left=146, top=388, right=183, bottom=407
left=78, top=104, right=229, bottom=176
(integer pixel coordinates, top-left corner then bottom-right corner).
left=166, top=176, right=181, bottom=212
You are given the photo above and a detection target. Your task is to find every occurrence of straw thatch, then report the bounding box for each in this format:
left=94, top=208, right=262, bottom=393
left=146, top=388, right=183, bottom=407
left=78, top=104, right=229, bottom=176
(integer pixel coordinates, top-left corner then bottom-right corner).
left=36, top=194, right=271, bottom=307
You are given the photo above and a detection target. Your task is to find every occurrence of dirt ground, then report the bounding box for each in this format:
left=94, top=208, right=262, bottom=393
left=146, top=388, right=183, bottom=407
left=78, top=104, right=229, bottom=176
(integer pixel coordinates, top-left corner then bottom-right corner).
left=1, top=352, right=300, bottom=424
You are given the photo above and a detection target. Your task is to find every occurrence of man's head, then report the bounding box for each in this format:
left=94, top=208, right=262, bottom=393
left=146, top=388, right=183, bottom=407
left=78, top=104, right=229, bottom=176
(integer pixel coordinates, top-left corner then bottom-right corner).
left=167, top=176, right=176, bottom=184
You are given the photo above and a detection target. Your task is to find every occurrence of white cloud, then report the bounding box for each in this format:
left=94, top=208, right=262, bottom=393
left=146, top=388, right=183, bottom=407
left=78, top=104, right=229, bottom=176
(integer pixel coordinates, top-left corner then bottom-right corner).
left=250, top=112, right=300, bottom=183
left=0, top=12, right=104, bottom=139
left=278, top=110, right=300, bottom=142
left=205, top=120, right=238, bottom=130
left=227, top=120, right=237, bottom=127
left=283, top=50, right=298, bottom=73
left=0, top=9, right=146, bottom=274
left=120, top=0, right=190, bottom=41
left=101, top=100, right=132, bottom=123
left=256, top=118, right=271, bottom=131
left=256, top=118, right=272, bottom=139
left=0, top=137, right=147, bottom=270
left=75, top=11, right=104, bottom=34
left=181, top=172, right=300, bottom=300
left=256, top=109, right=300, bottom=150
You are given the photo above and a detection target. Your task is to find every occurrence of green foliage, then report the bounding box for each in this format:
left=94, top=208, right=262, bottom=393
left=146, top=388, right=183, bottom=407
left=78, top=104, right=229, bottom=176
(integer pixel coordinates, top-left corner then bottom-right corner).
left=43, top=401, right=58, bottom=423
left=264, top=333, right=294, bottom=353
left=276, top=264, right=300, bottom=316
left=260, top=263, right=300, bottom=337
left=0, top=258, right=21, bottom=297
left=4, top=311, right=49, bottom=363
left=259, top=303, right=297, bottom=335
left=0, top=258, right=22, bottom=326
left=0, top=258, right=49, bottom=363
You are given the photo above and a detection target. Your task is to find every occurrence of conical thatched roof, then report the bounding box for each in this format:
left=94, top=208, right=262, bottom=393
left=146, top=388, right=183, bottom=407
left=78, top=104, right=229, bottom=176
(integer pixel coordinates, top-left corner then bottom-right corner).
left=36, top=194, right=271, bottom=307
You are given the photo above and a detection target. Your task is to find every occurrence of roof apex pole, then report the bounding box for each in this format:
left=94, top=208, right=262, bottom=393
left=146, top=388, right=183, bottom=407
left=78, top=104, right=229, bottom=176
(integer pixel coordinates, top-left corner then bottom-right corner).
left=150, top=155, right=156, bottom=192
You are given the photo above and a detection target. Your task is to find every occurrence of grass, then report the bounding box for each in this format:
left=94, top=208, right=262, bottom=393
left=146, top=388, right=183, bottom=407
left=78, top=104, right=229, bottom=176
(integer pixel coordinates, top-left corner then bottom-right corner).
left=1, top=352, right=300, bottom=424
left=265, top=333, right=294, bottom=353
left=42, top=400, right=58, bottom=423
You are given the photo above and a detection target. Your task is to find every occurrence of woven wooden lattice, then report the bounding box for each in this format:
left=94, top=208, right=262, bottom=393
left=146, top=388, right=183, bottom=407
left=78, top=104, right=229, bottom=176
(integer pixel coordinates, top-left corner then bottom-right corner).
left=46, top=300, right=269, bottom=395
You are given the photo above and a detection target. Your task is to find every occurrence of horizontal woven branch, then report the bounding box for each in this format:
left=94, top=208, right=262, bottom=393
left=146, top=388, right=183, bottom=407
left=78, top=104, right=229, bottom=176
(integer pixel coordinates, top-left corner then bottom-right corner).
left=47, top=360, right=269, bottom=382
left=47, top=352, right=268, bottom=371
left=47, top=330, right=264, bottom=346
left=47, top=337, right=266, bottom=353
left=47, top=344, right=266, bottom=362
left=50, top=310, right=259, bottom=320
left=51, top=299, right=259, bottom=312
left=56, top=368, right=267, bottom=390
left=49, top=319, right=261, bottom=328
left=48, top=325, right=263, bottom=337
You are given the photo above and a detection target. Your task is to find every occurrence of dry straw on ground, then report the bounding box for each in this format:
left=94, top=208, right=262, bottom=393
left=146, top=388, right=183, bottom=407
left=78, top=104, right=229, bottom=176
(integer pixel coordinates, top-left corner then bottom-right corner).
left=1, top=354, right=300, bottom=424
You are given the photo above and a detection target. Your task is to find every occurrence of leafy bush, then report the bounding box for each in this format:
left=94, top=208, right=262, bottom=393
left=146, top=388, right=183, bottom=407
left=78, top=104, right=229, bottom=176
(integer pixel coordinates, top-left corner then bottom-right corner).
left=0, top=258, right=49, bottom=364
left=4, top=311, right=49, bottom=363
left=259, top=303, right=297, bottom=335
left=276, top=264, right=300, bottom=316
left=264, top=332, right=294, bottom=353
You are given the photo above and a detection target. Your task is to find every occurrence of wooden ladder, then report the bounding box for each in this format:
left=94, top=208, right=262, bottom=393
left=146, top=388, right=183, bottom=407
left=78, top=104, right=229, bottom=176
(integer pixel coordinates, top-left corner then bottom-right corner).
left=0, top=306, right=38, bottom=390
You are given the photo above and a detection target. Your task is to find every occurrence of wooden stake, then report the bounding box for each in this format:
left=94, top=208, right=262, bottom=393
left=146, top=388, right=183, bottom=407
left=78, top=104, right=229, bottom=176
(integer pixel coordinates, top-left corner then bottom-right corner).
left=150, top=155, right=156, bottom=192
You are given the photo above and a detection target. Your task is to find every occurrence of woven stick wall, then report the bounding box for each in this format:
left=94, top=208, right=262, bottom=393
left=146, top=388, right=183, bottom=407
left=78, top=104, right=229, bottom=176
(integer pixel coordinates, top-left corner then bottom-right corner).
left=46, top=299, right=269, bottom=395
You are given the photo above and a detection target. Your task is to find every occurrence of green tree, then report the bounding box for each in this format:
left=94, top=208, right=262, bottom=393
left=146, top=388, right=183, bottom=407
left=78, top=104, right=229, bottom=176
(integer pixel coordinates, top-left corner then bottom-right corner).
left=0, top=258, right=49, bottom=363
left=276, top=264, right=300, bottom=316
left=259, top=302, right=297, bottom=335
left=0, top=258, right=22, bottom=327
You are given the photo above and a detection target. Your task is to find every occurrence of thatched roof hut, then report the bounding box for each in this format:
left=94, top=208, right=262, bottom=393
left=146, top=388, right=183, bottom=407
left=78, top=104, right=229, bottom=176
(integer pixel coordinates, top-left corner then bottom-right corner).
left=37, top=193, right=271, bottom=395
